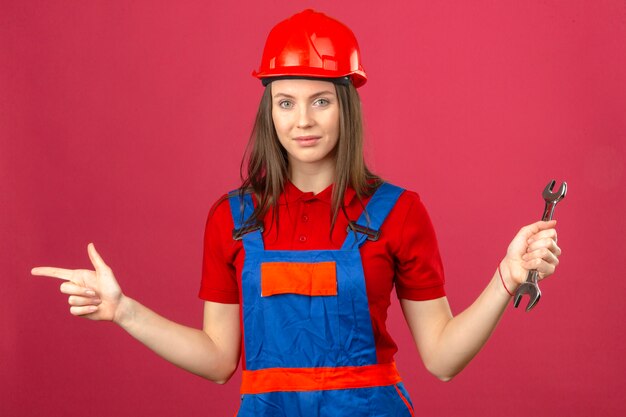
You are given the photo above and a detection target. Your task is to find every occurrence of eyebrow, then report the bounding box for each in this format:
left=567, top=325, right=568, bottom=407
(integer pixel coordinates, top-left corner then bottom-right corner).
left=272, top=90, right=336, bottom=99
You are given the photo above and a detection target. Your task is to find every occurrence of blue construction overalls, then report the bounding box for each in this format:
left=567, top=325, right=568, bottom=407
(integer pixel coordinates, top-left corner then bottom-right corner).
left=228, top=183, right=415, bottom=417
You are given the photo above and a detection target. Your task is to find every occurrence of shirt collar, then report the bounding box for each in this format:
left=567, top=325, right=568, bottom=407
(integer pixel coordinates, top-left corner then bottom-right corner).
left=280, top=180, right=357, bottom=206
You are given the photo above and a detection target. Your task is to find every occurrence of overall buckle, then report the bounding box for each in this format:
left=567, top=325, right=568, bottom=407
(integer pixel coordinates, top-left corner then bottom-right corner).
left=347, top=221, right=380, bottom=242
left=232, top=221, right=264, bottom=240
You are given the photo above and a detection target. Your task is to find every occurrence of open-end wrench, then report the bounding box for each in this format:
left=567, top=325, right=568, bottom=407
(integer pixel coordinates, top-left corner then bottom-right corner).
left=513, top=180, right=567, bottom=311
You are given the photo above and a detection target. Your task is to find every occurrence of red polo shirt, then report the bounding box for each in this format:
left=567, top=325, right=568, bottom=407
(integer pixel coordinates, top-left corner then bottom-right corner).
left=199, top=181, right=446, bottom=364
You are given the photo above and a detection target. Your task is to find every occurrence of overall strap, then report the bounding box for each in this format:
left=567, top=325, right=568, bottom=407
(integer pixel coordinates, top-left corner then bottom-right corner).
left=341, top=182, right=404, bottom=250
left=228, top=189, right=265, bottom=252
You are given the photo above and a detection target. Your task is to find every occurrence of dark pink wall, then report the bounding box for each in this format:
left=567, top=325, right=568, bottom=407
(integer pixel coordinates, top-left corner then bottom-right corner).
left=2, top=1, right=625, bottom=416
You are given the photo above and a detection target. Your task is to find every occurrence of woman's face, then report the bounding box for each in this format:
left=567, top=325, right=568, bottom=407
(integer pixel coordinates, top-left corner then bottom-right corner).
left=271, top=79, right=340, bottom=173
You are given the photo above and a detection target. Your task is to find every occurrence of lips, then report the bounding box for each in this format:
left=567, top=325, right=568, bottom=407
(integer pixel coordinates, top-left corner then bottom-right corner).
left=294, top=136, right=321, bottom=147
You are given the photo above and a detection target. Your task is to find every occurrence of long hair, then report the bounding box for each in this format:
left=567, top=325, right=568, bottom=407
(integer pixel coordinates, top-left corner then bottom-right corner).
left=239, top=81, right=381, bottom=230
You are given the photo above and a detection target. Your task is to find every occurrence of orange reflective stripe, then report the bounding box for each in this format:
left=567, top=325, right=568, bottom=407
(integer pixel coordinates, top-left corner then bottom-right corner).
left=261, top=261, right=337, bottom=296
left=241, top=362, right=402, bottom=394
left=394, top=384, right=415, bottom=417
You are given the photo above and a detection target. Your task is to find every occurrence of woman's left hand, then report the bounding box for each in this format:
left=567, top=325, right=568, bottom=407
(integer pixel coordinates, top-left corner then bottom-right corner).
left=501, top=220, right=561, bottom=291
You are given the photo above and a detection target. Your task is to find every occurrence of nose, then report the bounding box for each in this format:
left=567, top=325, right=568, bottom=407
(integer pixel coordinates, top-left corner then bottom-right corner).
left=296, top=105, right=313, bottom=129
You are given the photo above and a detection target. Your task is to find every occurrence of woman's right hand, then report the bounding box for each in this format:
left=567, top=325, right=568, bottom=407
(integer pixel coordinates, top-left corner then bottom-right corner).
left=32, top=243, right=124, bottom=322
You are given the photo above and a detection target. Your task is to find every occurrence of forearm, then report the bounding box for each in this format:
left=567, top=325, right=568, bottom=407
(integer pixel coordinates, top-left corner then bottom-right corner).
left=114, top=296, right=237, bottom=383
left=430, top=266, right=514, bottom=380
left=403, top=221, right=560, bottom=381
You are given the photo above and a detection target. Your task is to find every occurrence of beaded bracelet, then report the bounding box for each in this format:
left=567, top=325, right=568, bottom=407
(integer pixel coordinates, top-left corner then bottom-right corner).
left=497, top=263, right=514, bottom=297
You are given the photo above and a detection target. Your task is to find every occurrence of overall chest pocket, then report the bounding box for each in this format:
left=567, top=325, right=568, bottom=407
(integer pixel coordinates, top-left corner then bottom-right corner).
left=261, top=261, right=337, bottom=296
left=256, top=261, right=341, bottom=368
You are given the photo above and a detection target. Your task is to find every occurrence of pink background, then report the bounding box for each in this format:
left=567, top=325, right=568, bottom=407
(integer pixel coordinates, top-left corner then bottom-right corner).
left=2, top=1, right=625, bottom=416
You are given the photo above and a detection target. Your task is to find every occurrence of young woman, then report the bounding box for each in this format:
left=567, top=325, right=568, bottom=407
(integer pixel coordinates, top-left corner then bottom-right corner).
left=32, top=9, right=561, bottom=416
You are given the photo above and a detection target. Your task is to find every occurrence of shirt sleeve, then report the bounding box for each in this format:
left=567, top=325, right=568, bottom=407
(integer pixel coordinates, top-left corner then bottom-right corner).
left=198, top=195, right=240, bottom=303
left=394, top=192, right=446, bottom=301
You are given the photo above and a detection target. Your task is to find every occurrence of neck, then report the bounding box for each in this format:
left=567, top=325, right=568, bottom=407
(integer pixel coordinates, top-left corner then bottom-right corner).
left=288, top=159, right=336, bottom=194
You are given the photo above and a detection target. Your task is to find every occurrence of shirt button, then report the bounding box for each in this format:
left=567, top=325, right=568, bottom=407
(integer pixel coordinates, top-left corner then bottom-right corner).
left=299, top=235, right=307, bottom=242
left=302, top=214, right=309, bottom=223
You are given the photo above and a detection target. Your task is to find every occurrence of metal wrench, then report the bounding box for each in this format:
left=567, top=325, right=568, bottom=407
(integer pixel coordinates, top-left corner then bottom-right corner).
left=513, top=180, right=567, bottom=311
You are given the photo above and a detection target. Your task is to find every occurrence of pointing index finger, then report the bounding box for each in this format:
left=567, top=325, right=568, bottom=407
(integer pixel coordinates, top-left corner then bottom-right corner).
left=31, top=267, right=74, bottom=281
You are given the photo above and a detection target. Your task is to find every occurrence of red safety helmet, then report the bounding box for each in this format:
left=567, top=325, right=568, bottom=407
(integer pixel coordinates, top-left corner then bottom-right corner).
left=252, top=9, right=367, bottom=88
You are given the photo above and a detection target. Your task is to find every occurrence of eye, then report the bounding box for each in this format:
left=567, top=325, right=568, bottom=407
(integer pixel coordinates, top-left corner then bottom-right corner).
left=313, top=98, right=330, bottom=107
left=278, top=100, right=293, bottom=109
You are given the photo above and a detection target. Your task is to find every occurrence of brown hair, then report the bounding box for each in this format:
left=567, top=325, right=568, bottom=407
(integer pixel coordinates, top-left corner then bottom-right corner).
left=238, top=81, right=381, bottom=230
